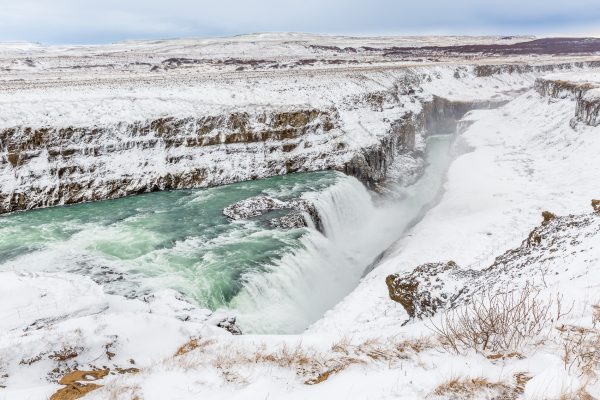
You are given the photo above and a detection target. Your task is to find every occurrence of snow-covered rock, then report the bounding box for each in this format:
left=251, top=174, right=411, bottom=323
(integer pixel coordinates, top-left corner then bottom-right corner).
left=223, top=195, right=323, bottom=231
left=386, top=208, right=600, bottom=320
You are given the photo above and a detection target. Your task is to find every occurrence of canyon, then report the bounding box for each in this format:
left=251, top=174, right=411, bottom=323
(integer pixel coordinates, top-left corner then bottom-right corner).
left=1, top=34, right=600, bottom=400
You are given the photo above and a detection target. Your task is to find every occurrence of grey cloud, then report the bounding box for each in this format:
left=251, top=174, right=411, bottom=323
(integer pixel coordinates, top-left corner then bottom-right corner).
left=0, top=0, right=598, bottom=43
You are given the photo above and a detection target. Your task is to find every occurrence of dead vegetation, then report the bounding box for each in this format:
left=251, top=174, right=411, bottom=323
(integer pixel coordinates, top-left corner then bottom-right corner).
left=430, top=285, right=557, bottom=355
left=169, top=335, right=431, bottom=385
left=431, top=377, right=515, bottom=399
left=430, top=291, right=600, bottom=397
left=174, top=338, right=215, bottom=357
left=431, top=372, right=531, bottom=399
left=557, top=303, right=600, bottom=382
left=98, top=383, right=143, bottom=400
left=559, top=388, right=596, bottom=400
left=49, top=346, right=82, bottom=362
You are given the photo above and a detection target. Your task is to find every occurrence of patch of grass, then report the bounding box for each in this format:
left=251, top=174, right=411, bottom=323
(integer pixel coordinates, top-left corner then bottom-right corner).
left=49, top=346, right=82, bottom=362
left=432, top=377, right=515, bottom=399
left=559, top=387, right=595, bottom=400
left=174, top=338, right=215, bottom=357
left=558, top=304, right=600, bottom=379
left=208, top=337, right=432, bottom=385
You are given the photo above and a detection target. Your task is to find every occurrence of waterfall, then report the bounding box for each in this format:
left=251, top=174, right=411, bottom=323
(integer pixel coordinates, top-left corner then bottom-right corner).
left=230, top=133, right=457, bottom=334
left=228, top=173, right=380, bottom=334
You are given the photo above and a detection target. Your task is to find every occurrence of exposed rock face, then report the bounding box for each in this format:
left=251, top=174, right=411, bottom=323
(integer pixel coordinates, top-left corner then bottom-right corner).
left=342, top=112, right=419, bottom=189
left=575, top=90, right=600, bottom=127
left=422, top=96, right=504, bottom=133
left=223, top=196, right=324, bottom=233
left=2, top=56, right=599, bottom=215
left=386, top=209, right=600, bottom=320
left=541, top=210, right=556, bottom=224
left=268, top=213, right=309, bottom=230
left=386, top=261, right=478, bottom=318
left=0, top=88, right=499, bottom=213
left=534, top=78, right=594, bottom=99
left=534, top=77, right=600, bottom=127
left=0, top=109, right=344, bottom=214
left=216, top=317, right=243, bottom=335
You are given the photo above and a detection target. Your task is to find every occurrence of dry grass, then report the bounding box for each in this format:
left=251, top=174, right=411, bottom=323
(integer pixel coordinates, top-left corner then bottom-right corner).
left=592, top=305, right=600, bottom=328
left=559, top=387, right=595, bottom=400
left=174, top=338, right=215, bottom=357
left=212, top=342, right=326, bottom=384
left=485, top=352, right=524, bottom=360
left=431, top=377, right=515, bottom=399
left=169, top=335, right=432, bottom=385
left=49, top=346, right=81, bottom=362
left=558, top=304, right=600, bottom=380
left=101, top=383, right=143, bottom=400
left=513, top=372, right=532, bottom=394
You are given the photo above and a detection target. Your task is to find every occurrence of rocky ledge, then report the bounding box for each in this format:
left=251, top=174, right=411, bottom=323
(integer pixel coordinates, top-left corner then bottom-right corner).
left=386, top=200, right=600, bottom=320
left=223, top=195, right=324, bottom=233
left=534, top=76, right=600, bottom=127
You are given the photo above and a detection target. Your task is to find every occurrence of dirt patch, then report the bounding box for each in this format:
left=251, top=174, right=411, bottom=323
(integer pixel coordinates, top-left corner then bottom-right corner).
left=592, top=199, right=600, bottom=213
left=50, top=382, right=102, bottom=400
left=542, top=210, right=557, bottom=225
left=50, top=369, right=109, bottom=400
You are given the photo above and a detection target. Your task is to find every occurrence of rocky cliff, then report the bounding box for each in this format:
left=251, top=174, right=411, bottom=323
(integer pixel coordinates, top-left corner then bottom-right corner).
left=2, top=37, right=600, bottom=214
left=386, top=203, right=600, bottom=320
left=534, top=74, right=600, bottom=127
left=0, top=109, right=346, bottom=213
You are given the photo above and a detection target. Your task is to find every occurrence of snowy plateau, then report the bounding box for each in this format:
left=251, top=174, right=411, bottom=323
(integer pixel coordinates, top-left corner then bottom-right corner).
left=1, top=34, right=600, bottom=400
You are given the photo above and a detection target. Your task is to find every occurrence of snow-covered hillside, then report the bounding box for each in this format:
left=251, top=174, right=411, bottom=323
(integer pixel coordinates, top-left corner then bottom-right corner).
left=1, top=35, right=600, bottom=399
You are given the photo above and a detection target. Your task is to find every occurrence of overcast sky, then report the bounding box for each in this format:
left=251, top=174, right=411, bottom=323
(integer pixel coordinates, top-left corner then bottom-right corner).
left=0, top=0, right=599, bottom=44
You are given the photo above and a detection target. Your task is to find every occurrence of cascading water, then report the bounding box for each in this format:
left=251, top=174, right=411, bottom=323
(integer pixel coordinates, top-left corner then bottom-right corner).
left=228, top=176, right=378, bottom=333
left=0, top=133, right=457, bottom=334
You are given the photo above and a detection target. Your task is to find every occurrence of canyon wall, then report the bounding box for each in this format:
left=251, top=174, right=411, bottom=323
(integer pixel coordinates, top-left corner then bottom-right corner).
left=2, top=59, right=600, bottom=214
left=534, top=76, right=600, bottom=127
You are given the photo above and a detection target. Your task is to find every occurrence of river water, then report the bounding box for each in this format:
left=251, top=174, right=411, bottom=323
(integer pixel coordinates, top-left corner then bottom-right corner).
left=0, top=134, right=456, bottom=333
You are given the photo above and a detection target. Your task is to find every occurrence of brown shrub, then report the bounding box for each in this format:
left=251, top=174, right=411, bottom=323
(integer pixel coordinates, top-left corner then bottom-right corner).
left=430, top=285, right=554, bottom=354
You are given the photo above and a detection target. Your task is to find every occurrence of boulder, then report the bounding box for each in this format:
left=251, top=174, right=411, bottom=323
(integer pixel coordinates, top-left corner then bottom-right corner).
left=386, top=261, right=478, bottom=319
left=223, top=196, right=324, bottom=233
left=216, top=317, right=243, bottom=335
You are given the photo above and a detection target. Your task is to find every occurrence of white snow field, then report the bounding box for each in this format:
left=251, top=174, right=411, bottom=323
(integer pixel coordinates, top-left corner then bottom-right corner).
left=0, top=34, right=600, bottom=399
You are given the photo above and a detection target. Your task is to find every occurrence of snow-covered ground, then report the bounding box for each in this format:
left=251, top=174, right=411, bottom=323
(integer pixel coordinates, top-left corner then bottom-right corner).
left=1, top=35, right=600, bottom=399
